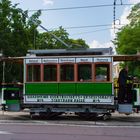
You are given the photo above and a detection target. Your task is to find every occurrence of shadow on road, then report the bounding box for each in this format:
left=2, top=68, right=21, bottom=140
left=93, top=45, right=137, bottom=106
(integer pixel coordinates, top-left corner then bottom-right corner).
left=1, top=111, right=140, bottom=123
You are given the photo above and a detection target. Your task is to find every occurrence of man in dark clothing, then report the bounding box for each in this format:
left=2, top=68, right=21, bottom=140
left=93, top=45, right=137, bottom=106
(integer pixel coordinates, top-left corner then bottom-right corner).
left=118, top=66, right=128, bottom=103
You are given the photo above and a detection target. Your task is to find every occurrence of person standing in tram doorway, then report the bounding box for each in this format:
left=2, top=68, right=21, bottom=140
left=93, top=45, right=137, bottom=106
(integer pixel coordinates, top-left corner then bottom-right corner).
left=118, top=66, right=128, bottom=104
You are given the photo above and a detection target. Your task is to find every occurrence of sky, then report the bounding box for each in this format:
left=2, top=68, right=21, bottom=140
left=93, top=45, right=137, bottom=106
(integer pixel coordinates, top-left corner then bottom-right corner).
left=10, top=0, right=140, bottom=50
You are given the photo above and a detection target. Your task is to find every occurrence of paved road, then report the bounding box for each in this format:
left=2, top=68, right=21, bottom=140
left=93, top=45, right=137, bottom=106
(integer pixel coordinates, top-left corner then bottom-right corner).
left=0, top=121, right=140, bottom=140
left=1, top=110, right=140, bottom=125
left=1, top=111, right=140, bottom=140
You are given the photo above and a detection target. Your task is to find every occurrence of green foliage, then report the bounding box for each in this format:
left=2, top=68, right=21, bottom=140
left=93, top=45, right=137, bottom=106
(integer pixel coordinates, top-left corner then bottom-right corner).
left=0, top=0, right=41, bottom=57
left=114, top=3, right=140, bottom=54
left=115, top=25, right=140, bottom=54
left=36, top=26, right=89, bottom=49
left=0, top=0, right=41, bottom=82
left=0, top=0, right=89, bottom=83
left=68, top=38, right=89, bottom=48
left=127, top=3, right=140, bottom=26
left=36, top=27, right=69, bottom=49
left=114, top=3, right=140, bottom=78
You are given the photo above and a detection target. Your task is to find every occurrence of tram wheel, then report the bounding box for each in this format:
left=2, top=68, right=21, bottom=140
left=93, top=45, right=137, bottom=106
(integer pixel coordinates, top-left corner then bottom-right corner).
left=45, top=112, right=63, bottom=119
left=102, top=113, right=111, bottom=121
left=30, top=112, right=36, bottom=119
left=77, top=112, right=98, bottom=120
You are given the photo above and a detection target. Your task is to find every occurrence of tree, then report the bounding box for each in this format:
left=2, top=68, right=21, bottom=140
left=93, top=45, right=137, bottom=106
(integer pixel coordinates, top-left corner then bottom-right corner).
left=0, top=0, right=41, bottom=57
left=36, top=26, right=89, bottom=49
left=114, top=3, right=140, bottom=54
left=36, top=27, right=69, bottom=49
left=114, top=3, right=140, bottom=77
left=0, top=0, right=41, bottom=83
left=115, top=25, right=140, bottom=54
left=68, top=38, right=89, bottom=49
left=0, top=0, right=89, bottom=83
left=127, top=3, right=140, bottom=26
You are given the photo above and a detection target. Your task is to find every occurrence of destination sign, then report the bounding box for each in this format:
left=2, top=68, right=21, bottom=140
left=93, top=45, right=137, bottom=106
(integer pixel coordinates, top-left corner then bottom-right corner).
left=76, top=58, right=93, bottom=63
left=42, top=58, right=58, bottom=64
left=94, top=57, right=112, bottom=62
left=59, top=58, right=75, bottom=63
left=25, top=59, right=42, bottom=64
left=25, top=57, right=112, bottom=64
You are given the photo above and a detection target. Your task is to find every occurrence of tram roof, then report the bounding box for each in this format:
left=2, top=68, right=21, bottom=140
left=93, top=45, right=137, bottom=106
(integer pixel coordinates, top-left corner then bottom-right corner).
left=0, top=48, right=140, bottom=62
left=113, top=54, right=140, bottom=61
left=27, top=48, right=140, bottom=61
left=27, top=48, right=113, bottom=56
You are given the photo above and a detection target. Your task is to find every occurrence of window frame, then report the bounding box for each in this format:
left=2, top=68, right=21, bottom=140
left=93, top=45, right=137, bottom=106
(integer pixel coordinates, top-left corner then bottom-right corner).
left=94, top=62, right=111, bottom=82
left=43, top=64, right=57, bottom=82
left=60, top=63, right=75, bottom=82
left=26, top=64, right=41, bottom=82
left=77, top=63, right=92, bottom=82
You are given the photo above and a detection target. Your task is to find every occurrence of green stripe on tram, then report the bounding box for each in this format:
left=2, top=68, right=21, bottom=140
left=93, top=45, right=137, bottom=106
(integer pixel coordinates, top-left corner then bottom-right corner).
left=25, top=83, right=58, bottom=94
left=25, top=83, right=112, bottom=95
left=6, top=100, right=20, bottom=104
left=76, top=83, right=112, bottom=94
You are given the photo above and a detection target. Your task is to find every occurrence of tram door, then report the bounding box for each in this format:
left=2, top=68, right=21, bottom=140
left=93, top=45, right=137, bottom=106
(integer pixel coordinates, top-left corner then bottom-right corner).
left=133, top=83, right=140, bottom=106
left=1, top=87, right=21, bottom=111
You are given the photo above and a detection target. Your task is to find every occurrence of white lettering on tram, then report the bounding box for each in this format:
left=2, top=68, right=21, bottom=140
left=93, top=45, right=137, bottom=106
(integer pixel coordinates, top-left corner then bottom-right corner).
left=59, top=58, right=75, bottom=63
left=94, top=58, right=112, bottom=62
left=25, top=95, right=113, bottom=104
left=42, top=59, right=58, bottom=63
left=76, top=58, right=93, bottom=63
left=26, top=59, right=42, bottom=64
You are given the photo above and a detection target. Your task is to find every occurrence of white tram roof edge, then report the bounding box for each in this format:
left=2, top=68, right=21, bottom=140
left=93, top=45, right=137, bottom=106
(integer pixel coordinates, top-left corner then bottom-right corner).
left=27, top=48, right=113, bottom=56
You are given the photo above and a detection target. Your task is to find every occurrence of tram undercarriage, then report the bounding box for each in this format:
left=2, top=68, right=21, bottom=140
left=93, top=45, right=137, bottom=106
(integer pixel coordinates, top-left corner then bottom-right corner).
left=23, top=103, right=115, bottom=119
left=23, top=100, right=139, bottom=120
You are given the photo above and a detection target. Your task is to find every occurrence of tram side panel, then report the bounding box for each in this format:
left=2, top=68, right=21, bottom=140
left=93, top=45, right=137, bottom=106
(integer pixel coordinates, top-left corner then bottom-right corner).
left=23, top=57, right=114, bottom=113
left=24, top=82, right=113, bottom=104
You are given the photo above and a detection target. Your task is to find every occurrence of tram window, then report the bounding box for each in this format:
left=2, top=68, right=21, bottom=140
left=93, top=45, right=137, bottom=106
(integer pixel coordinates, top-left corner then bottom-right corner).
left=95, top=64, right=110, bottom=81
left=60, top=64, right=74, bottom=81
left=44, top=65, right=57, bottom=81
left=27, top=65, right=40, bottom=82
left=4, top=90, right=20, bottom=100
left=78, top=64, right=91, bottom=82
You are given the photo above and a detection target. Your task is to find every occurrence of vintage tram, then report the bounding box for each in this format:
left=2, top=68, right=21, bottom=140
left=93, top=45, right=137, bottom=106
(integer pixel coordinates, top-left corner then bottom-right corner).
left=23, top=48, right=115, bottom=118
left=1, top=47, right=140, bottom=119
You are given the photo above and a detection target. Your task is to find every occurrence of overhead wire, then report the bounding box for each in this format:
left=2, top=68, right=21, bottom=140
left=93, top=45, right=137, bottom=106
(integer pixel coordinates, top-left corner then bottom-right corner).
left=28, top=3, right=133, bottom=12
left=62, top=24, right=125, bottom=30
left=15, top=1, right=133, bottom=44
left=42, top=24, right=113, bottom=31
left=28, top=1, right=131, bottom=34
left=70, top=28, right=115, bottom=36
left=37, top=23, right=125, bottom=32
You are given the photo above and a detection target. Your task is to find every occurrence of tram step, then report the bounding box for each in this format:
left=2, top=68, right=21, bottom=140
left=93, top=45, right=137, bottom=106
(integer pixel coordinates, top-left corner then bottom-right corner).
left=118, top=104, right=132, bottom=114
